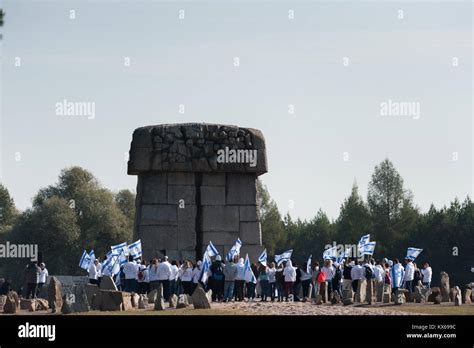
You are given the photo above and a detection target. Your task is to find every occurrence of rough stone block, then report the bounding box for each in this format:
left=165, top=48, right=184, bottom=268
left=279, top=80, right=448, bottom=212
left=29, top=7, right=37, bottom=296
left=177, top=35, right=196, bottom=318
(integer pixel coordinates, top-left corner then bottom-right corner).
left=139, top=226, right=178, bottom=250
left=140, top=205, right=177, bottom=226
left=141, top=174, right=168, bottom=204
left=226, top=174, right=257, bottom=205
left=200, top=186, right=226, bottom=205
left=168, top=172, right=195, bottom=185
left=239, top=205, right=258, bottom=222
left=178, top=206, right=197, bottom=250
left=203, top=232, right=240, bottom=245
left=202, top=206, right=239, bottom=232
left=240, top=222, right=262, bottom=244
left=202, top=173, right=226, bottom=186
left=168, top=185, right=195, bottom=205
left=128, top=148, right=152, bottom=174
left=239, top=244, right=264, bottom=263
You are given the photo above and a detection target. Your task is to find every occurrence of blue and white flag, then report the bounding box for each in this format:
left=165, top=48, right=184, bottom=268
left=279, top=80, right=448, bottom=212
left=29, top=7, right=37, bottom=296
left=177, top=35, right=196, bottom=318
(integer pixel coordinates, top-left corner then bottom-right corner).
left=206, top=241, right=219, bottom=257
left=336, top=247, right=352, bottom=264
left=226, top=238, right=242, bottom=262
left=258, top=249, right=267, bottom=266
left=128, top=239, right=142, bottom=260
left=79, top=250, right=92, bottom=270
left=111, top=242, right=128, bottom=256
left=406, top=247, right=423, bottom=261
left=323, top=246, right=337, bottom=260
left=89, top=250, right=96, bottom=262
left=200, top=251, right=212, bottom=284
left=358, top=234, right=370, bottom=255
left=243, top=254, right=257, bottom=284
left=118, top=249, right=128, bottom=266
left=274, top=249, right=293, bottom=266
left=306, top=255, right=312, bottom=274
left=363, top=241, right=376, bottom=255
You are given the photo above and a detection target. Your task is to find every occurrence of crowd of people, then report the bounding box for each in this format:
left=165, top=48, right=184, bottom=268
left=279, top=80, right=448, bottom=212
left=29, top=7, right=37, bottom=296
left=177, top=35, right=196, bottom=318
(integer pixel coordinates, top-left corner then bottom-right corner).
left=86, top=253, right=433, bottom=303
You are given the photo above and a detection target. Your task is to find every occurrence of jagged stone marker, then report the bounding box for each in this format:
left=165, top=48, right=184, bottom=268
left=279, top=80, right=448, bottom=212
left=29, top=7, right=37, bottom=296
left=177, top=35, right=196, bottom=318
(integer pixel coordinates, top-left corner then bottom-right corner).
left=128, top=123, right=268, bottom=261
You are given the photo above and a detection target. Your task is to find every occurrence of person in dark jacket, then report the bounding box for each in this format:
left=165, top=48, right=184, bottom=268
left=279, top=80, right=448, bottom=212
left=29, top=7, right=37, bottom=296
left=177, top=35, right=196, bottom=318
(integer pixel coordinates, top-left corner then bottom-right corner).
left=0, top=278, right=12, bottom=295
left=210, top=255, right=225, bottom=301
left=24, top=262, right=41, bottom=299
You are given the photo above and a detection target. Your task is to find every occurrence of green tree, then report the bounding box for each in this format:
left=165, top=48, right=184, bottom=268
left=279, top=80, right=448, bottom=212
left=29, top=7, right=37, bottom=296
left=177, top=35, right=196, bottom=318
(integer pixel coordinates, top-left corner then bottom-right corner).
left=257, top=180, right=285, bottom=256
left=32, top=167, right=133, bottom=257
left=368, top=159, right=416, bottom=248
left=335, top=181, right=372, bottom=244
left=10, top=197, right=81, bottom=276
left=0, top=183, right=18, bottom=229
left=115, top=189, right=136, bottom=223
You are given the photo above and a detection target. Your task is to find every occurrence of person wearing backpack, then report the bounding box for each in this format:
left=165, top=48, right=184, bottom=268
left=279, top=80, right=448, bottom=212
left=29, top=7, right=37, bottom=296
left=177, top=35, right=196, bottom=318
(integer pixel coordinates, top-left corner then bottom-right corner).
left=275, top=264, right=285, bottom=302
left=311, top=261, right=320, bottom=299
left=332, top=263, right=342, bottom=298
left=210, top=255, right=225, bottom=301
left=364, top=259, right=376, bottom=304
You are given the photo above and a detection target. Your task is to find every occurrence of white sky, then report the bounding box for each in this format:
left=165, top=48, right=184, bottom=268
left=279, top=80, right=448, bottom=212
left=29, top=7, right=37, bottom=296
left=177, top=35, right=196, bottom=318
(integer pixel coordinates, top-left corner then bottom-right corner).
left=1, top=0, right=472, bottom=220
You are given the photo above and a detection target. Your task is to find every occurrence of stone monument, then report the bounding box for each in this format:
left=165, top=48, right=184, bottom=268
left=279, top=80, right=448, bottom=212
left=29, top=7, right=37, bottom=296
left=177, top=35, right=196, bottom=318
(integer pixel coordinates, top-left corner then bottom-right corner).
left=128, top=123, right=267, bottom=261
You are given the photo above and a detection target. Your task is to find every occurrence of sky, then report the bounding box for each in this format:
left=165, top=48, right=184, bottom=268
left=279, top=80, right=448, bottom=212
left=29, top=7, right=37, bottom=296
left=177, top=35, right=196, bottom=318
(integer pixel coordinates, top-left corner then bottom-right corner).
left=1, top=0, right=472, bottom=220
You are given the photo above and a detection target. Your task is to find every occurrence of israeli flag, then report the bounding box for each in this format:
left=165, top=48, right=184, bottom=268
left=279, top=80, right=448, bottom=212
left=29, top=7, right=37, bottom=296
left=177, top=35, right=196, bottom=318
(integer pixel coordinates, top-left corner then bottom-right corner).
left=406, top=247, right=423, bottom=261
left=258, top=249, right=267, bottom=266
left=206, top=241, right=219, bottom=257
left=363, top=241, right=376, bottom=255
left=336, top=247, right=352, bottom=264
left=226, top=238, right=242, bottom=262
left=358, top=234, right=370, bottom=255
left=243, top=254, right=257, bottom=284
left=101, top=251, right=112, bottom=270
left=306, top=255, right=312, bottom=274
left=79, top=250, right=92, bottom=270
left=274, top=249, right=293, bottom=266
left=200, top=251, right=212, bottom=284
left=323, top=246, right=337, bottom=260
left=128, top=239, right=142, bottom=260
left=89, top=250, right=96, bottom=262
left=118, top=249, right=128, bottom=266
left=111, top=242, right=128, bottom=256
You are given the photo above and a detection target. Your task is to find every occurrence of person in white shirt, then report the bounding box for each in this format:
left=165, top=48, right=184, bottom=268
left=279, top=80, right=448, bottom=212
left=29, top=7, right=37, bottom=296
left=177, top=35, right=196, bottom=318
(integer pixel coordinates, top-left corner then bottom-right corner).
left=88, top=259, right=100, bottom=285
left=169, top=260, right=179, bottom=297
left=350, top=261, right=365, bottom=296
left=404, top=259, right=415, bottom=294
left=234, top=257, right=245, bottom=301
left=123, top=255, right=139, bottom=292
left=421, top=262, right=432, bottom=289
left=320, top=259, right=335, bottom=299
left=267, top=262, right=277, bottom=301
left=283, top=260, right=296, bottom=301
left=179, top=260, right=194, bottom=295
left=373, top=260, right=385, bottom=302
left=37, top=263, right=49, bottom=296
left=157, top=256, right=172, bottom=300
left=137, top=262, right=149, bottom=294
left=192, top=260, right=203, bottom=294
left=148, top=259, right=160, bottom=292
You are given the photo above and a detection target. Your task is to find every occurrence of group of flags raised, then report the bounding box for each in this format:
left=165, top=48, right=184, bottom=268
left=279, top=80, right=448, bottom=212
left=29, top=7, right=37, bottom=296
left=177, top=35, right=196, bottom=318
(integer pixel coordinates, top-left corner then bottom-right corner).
left=78, top=239, right=143, bottom=275
left=321, top=234, right=423, bottom=263
left=79, top=234, right=424, bottom=279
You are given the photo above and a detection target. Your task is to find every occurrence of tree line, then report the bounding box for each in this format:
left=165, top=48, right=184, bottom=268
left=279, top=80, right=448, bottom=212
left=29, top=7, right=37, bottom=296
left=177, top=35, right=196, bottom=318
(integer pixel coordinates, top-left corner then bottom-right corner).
left=0, top=159, right=472, bottom=288
left=259, top=159, right=473, bottom=288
